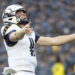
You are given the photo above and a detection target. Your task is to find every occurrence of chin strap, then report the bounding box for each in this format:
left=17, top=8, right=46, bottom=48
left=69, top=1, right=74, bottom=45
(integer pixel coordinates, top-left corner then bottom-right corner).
left=19, top=18, right=29, bottom=25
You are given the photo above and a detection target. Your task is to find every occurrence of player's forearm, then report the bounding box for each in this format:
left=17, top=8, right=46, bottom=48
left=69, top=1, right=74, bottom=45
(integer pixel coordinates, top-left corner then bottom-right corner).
left=15, top=29, right=25, bottom=40
left=13, top=28, right=25, bottom=41
left=10, top=23, right=32, bottom=42
left=51, top=34, right=75, bottom=45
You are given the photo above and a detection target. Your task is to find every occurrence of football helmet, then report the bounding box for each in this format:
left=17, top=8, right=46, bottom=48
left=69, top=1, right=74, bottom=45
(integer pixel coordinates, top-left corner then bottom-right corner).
left=2, top=4, right=29, bottom=24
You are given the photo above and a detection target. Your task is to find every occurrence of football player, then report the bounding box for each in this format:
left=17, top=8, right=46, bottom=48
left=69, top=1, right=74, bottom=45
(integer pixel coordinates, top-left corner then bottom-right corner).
left=1, top=4, right=75, bottom=75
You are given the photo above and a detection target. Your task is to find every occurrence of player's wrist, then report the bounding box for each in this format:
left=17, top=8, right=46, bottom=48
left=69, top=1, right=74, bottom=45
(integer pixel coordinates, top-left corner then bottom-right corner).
left=73, top=34, right=75, bottom=39
left=21, top=28, right=26, bottom=34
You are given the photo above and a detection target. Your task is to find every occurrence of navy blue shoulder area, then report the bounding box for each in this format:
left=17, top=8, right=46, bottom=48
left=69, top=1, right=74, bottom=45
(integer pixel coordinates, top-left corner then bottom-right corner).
left=35, top=34, right=40, bottom=42
left=4, top=30, right=17, bottom=47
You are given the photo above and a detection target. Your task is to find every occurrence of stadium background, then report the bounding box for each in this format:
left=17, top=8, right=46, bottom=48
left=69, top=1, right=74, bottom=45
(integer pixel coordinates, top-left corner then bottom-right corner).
left=0, top=0, right=75, bottom=75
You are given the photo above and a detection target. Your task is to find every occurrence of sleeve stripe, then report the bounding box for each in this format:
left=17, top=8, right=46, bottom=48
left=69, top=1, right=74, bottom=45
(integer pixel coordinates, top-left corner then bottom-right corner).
left=4, top=30, right=17, bottom=47
left=35, top=34, right=40, bottom=42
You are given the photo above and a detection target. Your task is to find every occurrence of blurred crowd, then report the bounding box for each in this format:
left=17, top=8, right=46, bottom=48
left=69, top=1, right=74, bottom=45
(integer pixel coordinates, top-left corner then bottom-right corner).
left=0, top=0, right=75, bottom=75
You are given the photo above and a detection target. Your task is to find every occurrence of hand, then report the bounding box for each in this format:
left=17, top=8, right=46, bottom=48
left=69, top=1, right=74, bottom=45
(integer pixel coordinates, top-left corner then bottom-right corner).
left=22, top=21, right=33, bottom=34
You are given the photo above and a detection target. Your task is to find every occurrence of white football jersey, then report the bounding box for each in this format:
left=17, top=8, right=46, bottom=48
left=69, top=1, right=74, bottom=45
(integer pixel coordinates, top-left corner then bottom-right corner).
left=1, top=24, right=37, bottom=72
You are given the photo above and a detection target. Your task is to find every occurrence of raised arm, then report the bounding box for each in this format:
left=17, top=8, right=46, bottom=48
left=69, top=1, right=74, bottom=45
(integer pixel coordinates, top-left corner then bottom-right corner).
left=9, top=22, right=33, bottom=42
left=36, top=34, right=75, bottom=46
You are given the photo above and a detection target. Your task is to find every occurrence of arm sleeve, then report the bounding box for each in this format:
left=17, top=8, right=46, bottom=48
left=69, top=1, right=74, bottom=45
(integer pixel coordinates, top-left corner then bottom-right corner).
left=35, top=34, right=40, bottom=42
left=4, top=30, right=17, bottom=47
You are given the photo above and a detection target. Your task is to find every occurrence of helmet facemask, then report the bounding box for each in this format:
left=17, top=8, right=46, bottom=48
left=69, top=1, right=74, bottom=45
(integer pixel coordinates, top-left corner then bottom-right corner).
left=16, top=9, right=29, bottom=25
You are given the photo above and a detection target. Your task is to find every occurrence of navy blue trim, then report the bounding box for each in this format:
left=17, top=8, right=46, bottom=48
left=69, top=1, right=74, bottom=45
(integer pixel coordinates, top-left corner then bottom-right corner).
left=4, top=30, right=17, bottom=47
left=35, top=34, right=40, bottom=42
